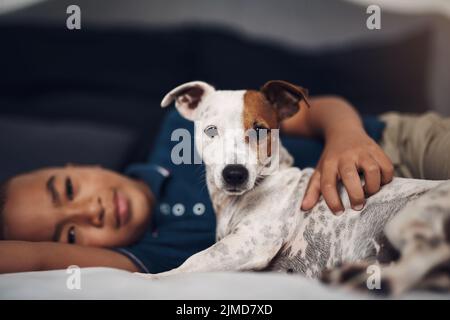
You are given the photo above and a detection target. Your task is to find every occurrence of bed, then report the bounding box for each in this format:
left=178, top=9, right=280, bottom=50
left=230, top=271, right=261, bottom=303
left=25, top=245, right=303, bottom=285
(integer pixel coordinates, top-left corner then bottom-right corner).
left=1, top=268, right=449, bottom=299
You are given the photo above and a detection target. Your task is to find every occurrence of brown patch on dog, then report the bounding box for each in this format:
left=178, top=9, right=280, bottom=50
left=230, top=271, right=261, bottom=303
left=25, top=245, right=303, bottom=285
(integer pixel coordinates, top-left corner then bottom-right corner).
left=243, top=90, right=278, bottom=158
left=243, top=90, right=278, bottom=130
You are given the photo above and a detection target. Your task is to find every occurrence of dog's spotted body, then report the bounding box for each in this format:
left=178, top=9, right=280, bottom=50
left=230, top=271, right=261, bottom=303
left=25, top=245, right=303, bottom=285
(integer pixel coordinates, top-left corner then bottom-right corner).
left=141, top=80, right=450, bottom=295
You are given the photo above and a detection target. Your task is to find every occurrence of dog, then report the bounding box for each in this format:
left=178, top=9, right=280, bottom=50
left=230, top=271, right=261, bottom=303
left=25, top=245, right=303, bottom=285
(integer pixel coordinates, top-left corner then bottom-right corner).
left=140, top=80, right=450, bottom=296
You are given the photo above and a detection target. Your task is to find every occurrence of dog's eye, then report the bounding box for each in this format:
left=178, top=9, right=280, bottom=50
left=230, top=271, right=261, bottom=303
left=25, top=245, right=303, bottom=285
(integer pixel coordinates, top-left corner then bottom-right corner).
left=204, top=125, right=218, bottom=138
left=253, top=123, right=270, bottom=135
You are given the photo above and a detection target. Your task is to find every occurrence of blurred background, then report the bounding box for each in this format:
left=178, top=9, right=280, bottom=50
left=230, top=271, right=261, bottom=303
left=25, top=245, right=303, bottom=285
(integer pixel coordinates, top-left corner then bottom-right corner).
left=1, top=0, right=449, bottom=181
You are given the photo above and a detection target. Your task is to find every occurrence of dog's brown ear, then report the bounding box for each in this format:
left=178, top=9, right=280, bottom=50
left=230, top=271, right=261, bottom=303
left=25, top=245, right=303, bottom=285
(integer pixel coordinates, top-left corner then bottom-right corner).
left=161, top=81, right=215, bottom=121
left=261, top=80, right=310, bottom=120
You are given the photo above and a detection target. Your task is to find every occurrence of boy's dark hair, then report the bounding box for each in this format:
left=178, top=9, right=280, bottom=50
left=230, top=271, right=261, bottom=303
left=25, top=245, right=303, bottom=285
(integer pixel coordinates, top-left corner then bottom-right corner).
left=0, top=179, right=10, bottom=240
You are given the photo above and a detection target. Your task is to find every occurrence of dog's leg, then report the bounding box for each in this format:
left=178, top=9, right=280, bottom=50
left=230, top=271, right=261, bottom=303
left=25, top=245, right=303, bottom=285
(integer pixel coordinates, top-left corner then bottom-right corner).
left=322, top=244, right=450, bottom=296
left=376, top=242, right=450, bottom=295
left=136, top=220, right=285, bottom=279
left=382, top=180, right=450, bottom=294
left=322, top=181, right=450, bottom=296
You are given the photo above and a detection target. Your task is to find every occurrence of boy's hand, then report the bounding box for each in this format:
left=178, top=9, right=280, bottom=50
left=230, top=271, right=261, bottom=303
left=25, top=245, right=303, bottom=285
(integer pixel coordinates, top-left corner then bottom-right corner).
left=301, top=129, right=394, bottom=214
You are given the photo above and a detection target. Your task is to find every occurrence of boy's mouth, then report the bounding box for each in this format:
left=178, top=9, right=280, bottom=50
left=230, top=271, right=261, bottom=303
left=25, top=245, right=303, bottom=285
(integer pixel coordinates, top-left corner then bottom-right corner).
left=114, top=190, right=130, bottom=228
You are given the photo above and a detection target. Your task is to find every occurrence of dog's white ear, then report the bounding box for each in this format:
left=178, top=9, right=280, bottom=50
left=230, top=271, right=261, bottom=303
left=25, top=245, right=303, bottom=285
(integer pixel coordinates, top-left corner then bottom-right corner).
left=261, top=80, right=311, bottom=120
left=161, top=81, right=215, bottom=121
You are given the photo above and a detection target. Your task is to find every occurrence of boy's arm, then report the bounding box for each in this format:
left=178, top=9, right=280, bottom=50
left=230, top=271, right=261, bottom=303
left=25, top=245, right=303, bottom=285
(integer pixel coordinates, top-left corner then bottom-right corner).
left=282, top=96, right=394, bottom=213
left=0, top=241, right=139, bottom=274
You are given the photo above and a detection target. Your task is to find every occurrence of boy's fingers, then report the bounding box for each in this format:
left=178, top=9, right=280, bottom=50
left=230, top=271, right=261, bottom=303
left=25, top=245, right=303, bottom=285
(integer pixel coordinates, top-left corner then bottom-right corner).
left=301, top=171, right=321, bottom=210
left=377, top=152, right=395, bottom=185
left=339, top=162, right=365, bottom=210
left=320, top=163, right=344, bottom=214
left=359, top=155, right=381, bottom=196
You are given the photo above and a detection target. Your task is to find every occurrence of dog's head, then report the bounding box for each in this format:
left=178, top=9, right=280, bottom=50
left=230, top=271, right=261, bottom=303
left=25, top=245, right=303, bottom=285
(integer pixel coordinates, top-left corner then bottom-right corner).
left=161, top=80, right=309, bottom=195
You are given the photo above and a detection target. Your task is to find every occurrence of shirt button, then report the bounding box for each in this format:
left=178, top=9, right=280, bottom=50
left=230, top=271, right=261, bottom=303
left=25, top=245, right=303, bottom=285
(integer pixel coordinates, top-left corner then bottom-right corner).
left=172, top=203, right=185, bottom=216
left=160, top=203, right=170, bottom=215
left=193, top=203, right=206, bottom=216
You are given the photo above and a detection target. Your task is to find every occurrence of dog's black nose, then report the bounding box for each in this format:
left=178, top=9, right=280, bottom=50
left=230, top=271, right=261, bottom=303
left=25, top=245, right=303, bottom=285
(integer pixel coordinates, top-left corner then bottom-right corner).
left=222, top=165, right=249, bottom=187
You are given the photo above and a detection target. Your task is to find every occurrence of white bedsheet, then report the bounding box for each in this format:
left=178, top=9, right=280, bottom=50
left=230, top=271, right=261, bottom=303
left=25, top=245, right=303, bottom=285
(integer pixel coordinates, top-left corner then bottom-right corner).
left=1, top=268, right=449, bottom=299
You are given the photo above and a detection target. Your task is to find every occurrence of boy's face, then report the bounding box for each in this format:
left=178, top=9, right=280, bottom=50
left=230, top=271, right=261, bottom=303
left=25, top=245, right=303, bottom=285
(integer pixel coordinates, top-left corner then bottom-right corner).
left=2, top=166, right=153, bottom=247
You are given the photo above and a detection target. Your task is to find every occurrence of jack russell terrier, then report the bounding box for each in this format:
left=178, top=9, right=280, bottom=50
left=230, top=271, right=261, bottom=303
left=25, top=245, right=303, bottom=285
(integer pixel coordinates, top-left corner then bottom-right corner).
left=139, top=80, right=450, bottom=295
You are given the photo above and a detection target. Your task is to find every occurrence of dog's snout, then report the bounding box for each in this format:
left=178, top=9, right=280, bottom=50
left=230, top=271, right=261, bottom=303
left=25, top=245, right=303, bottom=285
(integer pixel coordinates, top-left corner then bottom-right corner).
left=222, top=165, right=249, bottom=187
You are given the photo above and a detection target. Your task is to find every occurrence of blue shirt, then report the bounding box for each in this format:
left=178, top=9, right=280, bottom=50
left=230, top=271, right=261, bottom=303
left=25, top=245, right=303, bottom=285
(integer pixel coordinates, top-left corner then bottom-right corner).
left=115, top=110, right=385, bottom=273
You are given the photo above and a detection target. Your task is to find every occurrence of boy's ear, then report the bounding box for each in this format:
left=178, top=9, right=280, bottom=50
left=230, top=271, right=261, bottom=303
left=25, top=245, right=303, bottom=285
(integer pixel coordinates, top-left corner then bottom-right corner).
left=261, top=80, right=310, bottom=121
left=161, top=81, right=215, bottom=121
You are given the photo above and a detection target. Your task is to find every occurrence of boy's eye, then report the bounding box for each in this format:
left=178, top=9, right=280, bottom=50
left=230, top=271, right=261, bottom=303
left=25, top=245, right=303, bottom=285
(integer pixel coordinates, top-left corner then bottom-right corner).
left=65, top=177, right=74, bottom=201
left=67, top=226, right=76, bottom=244
left=204, top=125, right=218, bottom=138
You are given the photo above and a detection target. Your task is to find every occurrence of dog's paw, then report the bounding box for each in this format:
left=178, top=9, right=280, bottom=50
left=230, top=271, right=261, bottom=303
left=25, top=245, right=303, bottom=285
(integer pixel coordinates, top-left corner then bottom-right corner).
left=320, top=262, right=393, bottom=296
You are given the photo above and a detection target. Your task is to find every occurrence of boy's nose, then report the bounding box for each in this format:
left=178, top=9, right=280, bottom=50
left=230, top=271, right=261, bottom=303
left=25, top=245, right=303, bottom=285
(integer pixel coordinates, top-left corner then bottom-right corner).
left=65, top=197, right=105, bottom=227
left=222, top=164, right=249, bottom=187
